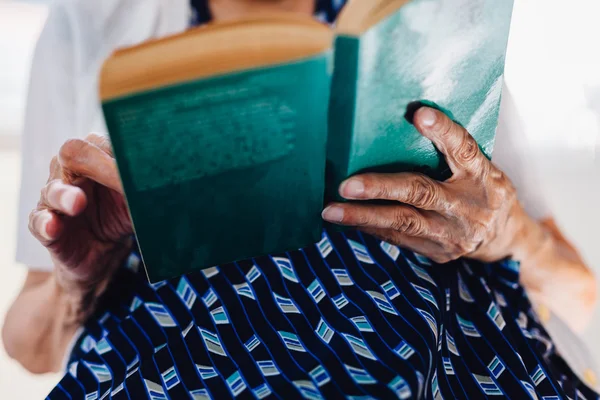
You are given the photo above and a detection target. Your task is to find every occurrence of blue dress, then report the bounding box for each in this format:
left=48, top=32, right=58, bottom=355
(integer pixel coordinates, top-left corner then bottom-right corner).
left=47, top=2, right=598, bottom=399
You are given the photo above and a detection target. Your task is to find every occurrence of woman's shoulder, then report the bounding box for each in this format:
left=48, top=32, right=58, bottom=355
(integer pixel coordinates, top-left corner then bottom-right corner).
left=44, top=0, right=189, bottom=72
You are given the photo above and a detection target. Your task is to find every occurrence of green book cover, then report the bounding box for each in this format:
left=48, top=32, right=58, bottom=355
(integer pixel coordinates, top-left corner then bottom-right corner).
left=327, top=0, right=515, bottom=201
left=102, top=2, right=515, bottom=283
left=103, top=55, right=331, bottom=282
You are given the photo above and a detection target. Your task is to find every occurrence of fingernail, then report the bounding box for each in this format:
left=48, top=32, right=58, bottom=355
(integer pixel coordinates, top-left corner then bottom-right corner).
left=60, top=189, right=77, bottom=214
left=39, top=212, right=53, bottom=240
left=340, top=179, right=365, bottom=199
left=322, top=206, right=344, bottom=223
left=419, top=108, right=437, bottom=127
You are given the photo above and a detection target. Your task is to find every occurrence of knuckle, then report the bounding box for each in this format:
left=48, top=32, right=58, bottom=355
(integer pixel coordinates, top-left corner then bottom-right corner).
left=443, top=202, right=459, bottom=217
left=454, top=136, right=480, bottom=165
left=436, top=116, right=454, bottom=139
left=482, top=218, right=495, bottom=235
left=465, top=225, right=489, bottom=253
left=40, top=179, right=58, bottom=202
left=49, top=156, right=59, bottom=172
left=407, top=176, right=440, bottom=208
left=500, top=178, right=517, bottom=200
left=490, top=169, right=515, bottom=195
left=58, top=138, right=86, bottom=166
left=466, top=220, right=489, bottom=242
left=391, top=208, right=424, bottom=235
left=488, top=166, right=504, bottom=181
left=28, top=220, right=36, bottom=237
left=27, top=209, right=46, bottom=239
left=445, top=235, right=477, bottom=258
left=363, top=176, right=392, bottom=200
left=487, top=176, right=516, bottom=209
left=352, top=211, right=372, bottom=227
left=27, top=209, right=37, bottom=232
left=449, top=247, right=467, bottom=260
left=432, top=254, right=453, bottom=264
left=377, top=185, right=395, bottom=201
left=39, top=185, right=47, bottom=202
left=40, top=181, right=50, bottom=202
left=477, top=210, right=496, bottom=230
left=47, top=156, right=62, bottom=183
left=85, top=132, right=103, bottom=142
left=505, top=186, right=518, bottom=205
left=426, top=219, right=446, bottom=239
left=491, top=188, right=509, bottom=208
left=441, top=190, right=462, bottom=215
left=86, top=132, right=111, bottom=151
left=462, top=240, right=480, bottom=255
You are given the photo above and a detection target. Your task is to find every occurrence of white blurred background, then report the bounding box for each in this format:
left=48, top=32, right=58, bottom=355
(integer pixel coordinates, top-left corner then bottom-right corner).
left=0, top=0, right=599, bottom=398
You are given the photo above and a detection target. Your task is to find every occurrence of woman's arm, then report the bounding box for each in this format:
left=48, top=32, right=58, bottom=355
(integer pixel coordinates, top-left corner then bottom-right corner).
left=2, top=271, right=85, bottom=374
left=323, top=106, right=597, bottom=333
left=515, top=214, right=597, bottom=333
left=3, top=135, right=132, bottom=373
left=489, top=88, right=596, bottom=330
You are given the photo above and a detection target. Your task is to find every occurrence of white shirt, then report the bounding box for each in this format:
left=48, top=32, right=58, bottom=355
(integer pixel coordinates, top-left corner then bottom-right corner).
left=15, top=0, right=597, bottom=387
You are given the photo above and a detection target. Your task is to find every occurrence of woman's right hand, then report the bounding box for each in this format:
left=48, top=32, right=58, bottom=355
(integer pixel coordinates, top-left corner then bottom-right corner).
left=28, top=133, right=133, bottom=298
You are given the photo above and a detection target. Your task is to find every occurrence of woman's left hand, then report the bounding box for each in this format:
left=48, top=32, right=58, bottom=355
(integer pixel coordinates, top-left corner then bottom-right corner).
left=322, top=106, right=526, bottom=264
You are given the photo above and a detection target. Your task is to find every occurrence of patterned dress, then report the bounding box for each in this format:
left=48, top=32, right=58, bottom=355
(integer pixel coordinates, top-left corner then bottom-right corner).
left=47, top=1, right=598, bottom=399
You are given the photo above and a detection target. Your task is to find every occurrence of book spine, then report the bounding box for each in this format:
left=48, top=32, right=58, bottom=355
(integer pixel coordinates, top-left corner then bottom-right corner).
left=326, top=35, right=360, bottom=204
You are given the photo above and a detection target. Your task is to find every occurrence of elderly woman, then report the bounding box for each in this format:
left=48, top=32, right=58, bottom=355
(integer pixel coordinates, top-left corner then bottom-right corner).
left=3, top=0, right=598, bottom=399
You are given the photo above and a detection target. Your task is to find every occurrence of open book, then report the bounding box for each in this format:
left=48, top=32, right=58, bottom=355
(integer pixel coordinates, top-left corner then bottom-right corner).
left=327, top=0, right=515, bottom=198
left=100, top=0, right=514, bottom=282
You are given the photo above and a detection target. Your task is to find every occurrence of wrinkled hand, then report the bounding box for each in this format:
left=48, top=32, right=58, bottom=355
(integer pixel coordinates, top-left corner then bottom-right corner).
left=322, top=107, right=524, bottom=264
left=29, top=134, right=133, bottom=295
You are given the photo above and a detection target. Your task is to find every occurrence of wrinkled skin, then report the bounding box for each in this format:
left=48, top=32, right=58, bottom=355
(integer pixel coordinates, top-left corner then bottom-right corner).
left=323, top=107, right=523, bottom=264
left=28, top=134, right=132, bottom=294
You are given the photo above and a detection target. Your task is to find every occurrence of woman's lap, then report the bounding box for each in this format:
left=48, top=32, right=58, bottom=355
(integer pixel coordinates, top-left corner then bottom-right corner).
left=48, top=231, right=596, bottom=399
